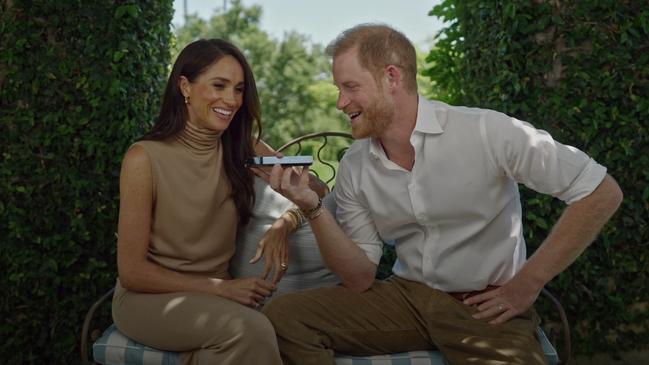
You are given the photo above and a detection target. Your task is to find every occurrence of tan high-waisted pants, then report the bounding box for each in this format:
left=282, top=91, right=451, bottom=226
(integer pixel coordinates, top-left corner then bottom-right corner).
left=112, top=280, right=282, bottom=365
left=262, top=276, right=548, bottom=365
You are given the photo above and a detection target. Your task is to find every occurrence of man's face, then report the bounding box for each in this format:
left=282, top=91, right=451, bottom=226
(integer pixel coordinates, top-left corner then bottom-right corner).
left=332, top=49, right=394, bottom=139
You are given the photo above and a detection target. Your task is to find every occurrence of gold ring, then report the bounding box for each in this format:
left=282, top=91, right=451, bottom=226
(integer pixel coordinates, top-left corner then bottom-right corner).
left=280, top=262, right=287, bottom=270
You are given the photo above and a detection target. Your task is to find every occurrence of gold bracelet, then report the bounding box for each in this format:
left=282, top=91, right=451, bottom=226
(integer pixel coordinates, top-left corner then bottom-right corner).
left=286, top=207, right=306, bottom=228
left=300, top=198, right=323, bottom=220
left=306, top=205, right=324, bottom=220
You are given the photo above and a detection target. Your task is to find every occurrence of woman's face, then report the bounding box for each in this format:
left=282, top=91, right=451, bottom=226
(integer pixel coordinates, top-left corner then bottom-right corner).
left=180, top=55, right=245, bottom=133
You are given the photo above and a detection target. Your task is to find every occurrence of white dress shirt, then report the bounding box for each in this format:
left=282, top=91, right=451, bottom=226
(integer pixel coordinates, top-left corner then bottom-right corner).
left=333, top=97, right=607, bottom=292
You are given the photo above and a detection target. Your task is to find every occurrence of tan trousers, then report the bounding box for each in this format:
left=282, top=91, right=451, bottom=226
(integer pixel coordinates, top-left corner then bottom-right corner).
left=112, top=281, right=282, bottom=365
left=262, top=276, right=547, bottom=365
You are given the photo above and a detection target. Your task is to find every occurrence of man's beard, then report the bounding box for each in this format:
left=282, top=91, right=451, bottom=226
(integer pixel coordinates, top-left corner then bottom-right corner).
left=352, top=94, right=395, bottom=139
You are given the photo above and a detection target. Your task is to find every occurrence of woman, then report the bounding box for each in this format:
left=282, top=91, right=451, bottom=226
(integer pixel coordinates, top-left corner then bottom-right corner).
left=112, top=39, right=284, bottom=364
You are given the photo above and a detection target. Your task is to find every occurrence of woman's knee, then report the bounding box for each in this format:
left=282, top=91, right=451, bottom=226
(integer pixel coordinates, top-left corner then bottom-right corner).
left=198, top=309, right=278, bottom=354
left=188, top=312, right=280, bottom=363
left=247, top=310, right=276, bottom=336
left=229, top=309, right=278, bottom=347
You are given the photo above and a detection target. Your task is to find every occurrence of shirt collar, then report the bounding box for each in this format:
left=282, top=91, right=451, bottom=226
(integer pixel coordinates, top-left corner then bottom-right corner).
left=414, top=95, right=444, bottom=135
left=369, top=95, right=444, bottom=157
left=369, top=138, right=383, bottom=159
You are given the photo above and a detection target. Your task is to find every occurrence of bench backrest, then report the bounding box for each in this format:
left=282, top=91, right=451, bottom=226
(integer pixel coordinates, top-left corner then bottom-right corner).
left=277, top=131, right=354, bottom=186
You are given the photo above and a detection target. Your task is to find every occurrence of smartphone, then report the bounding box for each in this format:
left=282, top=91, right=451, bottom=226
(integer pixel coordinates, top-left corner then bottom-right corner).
left=245, top=155, right=313, bottom=167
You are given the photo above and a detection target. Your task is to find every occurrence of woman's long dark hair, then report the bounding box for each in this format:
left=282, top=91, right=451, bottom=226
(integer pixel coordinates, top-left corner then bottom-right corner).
left=142, top=39, right=261, bottom=225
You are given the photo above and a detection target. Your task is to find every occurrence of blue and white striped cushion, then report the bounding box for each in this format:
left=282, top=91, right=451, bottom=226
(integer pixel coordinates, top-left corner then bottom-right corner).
left=93, top=325, right=558, bottom=365
left=335, top=351, right=448, bottom=365
left=93, top=325, right=179, bottom=365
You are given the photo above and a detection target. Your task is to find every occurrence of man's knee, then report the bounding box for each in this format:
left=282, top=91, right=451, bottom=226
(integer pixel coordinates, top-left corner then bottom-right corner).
left=262, top=293, right=298, bottom=334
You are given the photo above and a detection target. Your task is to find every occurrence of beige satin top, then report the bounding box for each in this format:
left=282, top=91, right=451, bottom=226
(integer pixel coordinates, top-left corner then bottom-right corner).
left=134, top=122, right=238, bottom=279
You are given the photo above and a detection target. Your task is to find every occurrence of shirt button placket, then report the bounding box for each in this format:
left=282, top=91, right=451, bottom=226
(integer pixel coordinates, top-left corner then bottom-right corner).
left=407, top=173, right=421, bottom=224
left=422, top=225, right=439, bottom=285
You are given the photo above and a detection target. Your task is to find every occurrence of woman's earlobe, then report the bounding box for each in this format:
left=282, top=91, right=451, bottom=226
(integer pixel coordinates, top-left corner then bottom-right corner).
left=179, top=75, right=191, bottom=98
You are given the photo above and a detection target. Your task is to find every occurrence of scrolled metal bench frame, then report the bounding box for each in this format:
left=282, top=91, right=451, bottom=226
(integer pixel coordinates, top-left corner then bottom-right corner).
left=80, top=131, right=571, bottom=364
left=277, top=131, right=354, bottom=186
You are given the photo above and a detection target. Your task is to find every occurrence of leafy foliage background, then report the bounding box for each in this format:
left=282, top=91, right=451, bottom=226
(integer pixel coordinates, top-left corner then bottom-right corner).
left=426, top=0, right=648, bottom=356
left=0, top=1, right=173, bottom=362
left=3, top=0, right=646, bottom=362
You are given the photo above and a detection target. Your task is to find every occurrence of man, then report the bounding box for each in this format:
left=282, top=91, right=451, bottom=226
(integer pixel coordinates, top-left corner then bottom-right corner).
left=262, top=24, right=622, bottom=365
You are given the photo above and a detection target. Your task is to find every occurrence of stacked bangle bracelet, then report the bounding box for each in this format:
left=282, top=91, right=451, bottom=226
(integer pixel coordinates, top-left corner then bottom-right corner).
left=286, top=207, right=306, bottom=230
left=300, top=197, right=324, bottom=220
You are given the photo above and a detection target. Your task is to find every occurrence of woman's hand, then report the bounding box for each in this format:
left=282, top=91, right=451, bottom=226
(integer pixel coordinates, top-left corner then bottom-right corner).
left=249, top=214, right=295, bottom=285
left=214, top=277, right=276, bottom=308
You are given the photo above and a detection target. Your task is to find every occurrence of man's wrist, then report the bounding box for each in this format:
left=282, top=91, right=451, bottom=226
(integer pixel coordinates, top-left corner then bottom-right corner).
left=516, top=264, right=549, bottom=292
left=300, top=197, right=324, bottom=220
left=295, top=191, right=320, bottom=211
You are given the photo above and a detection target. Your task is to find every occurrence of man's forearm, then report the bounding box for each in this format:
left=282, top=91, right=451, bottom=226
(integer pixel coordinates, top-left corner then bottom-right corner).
left=267, top=164, right=376, bottom=291
left=309, top=209, right=377, bottom=292
left=518, top=174, right=623, bottom=288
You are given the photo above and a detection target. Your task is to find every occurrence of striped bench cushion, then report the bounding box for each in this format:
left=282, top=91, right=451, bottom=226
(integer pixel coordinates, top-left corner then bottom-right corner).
left=93, top=324, right=559, bottom=365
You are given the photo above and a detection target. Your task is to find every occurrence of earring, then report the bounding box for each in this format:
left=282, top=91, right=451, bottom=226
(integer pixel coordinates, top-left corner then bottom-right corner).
left=184, top=96, right=189, bottom=104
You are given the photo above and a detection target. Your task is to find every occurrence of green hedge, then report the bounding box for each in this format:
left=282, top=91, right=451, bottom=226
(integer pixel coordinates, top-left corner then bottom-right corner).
left=426, top=0, right=648, bottom=357
left=0, top=1, right=172, bottom=362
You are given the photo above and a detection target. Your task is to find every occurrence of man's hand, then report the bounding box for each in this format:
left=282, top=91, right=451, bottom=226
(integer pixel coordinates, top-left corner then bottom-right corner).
left=250, top=153, right=328, bottom=195
left=269, top=164, right=320, bottom=211
left=463, top=275, right=542, bottom=324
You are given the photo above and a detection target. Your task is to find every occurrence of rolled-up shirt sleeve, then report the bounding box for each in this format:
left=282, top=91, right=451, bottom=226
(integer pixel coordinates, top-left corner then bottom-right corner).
left=334, top=156, right=384, bottom=265
left=481, top=111, right=607, bottom=204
